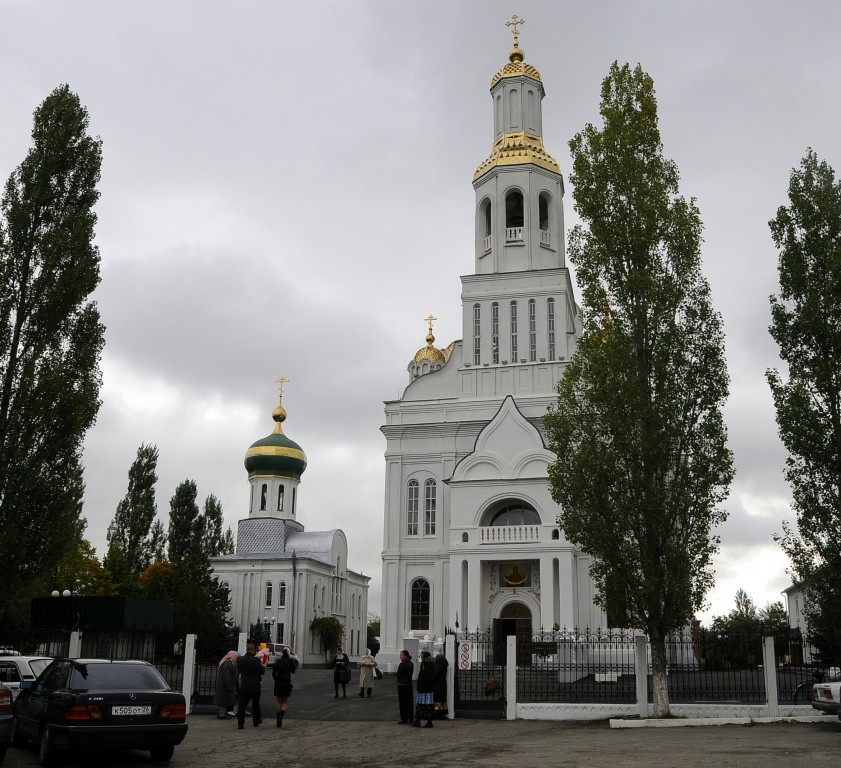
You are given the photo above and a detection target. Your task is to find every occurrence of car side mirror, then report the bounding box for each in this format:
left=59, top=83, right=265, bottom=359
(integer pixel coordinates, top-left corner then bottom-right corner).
left=19, top=680, right=33, bottom=691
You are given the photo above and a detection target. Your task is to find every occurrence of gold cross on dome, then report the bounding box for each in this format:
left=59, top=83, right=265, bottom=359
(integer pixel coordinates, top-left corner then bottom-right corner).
left=425, top=314, right=437, bottom=334
left=506, top=14, right=525, bottom=47
left=275, top=376, right=289, bottom=401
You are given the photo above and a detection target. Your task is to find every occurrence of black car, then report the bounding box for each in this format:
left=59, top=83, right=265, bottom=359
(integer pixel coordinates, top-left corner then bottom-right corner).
left=0, top=683, right=12, bottom=766
left=12, top=659, right=187, bottom=765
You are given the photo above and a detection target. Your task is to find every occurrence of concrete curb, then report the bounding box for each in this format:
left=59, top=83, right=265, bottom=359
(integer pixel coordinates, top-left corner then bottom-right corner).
left=610, top=715, right=834, bottom=728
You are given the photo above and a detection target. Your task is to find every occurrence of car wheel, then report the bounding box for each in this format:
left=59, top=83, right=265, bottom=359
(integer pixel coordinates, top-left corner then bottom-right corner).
left=38, top=725, right=54, bottom=767
left=149, top=745, right=175, bottom=763
left=0, top=745, right=7, bottom=766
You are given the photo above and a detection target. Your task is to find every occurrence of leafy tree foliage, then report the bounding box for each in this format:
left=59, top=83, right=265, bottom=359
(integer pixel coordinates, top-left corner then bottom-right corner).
left=310, top=616, right=345, bottom=661
left=202, top=494, right=234, bottom=557
left=35, top=538, right=116, bottom=597
left=545, top=62, right=734, bottom=716
left=105, top=443, right=159, bottom=592
left=148, top=519, right=167, bottom=563
left=768, top=150, right=841, bottom=665
left=0, top=85, right=104, bottom=623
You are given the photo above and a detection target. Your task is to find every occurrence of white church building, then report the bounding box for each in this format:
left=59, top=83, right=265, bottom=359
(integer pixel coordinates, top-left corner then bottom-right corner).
left=211, top=389, right=370, bottom=663
left=377, top=33, right=605, bottom=663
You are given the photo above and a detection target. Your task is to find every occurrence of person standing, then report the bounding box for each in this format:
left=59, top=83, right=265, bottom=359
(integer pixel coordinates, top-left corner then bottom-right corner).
left=236, top=641, right=265, bottom=729
left=396, top=649, right=414, bottom=724
left=412, top=650, right=435, bottom=727
left=272, top=648, right=297, bottom=728
left=432, top=653, right=449, bottom=719
left=173, top=639, right=183, bottom=668
left=333, top=645, right=351, bottom=698
left=357, top=648, right=377, bottom=697
left=213, top=651, right=238, bottom=719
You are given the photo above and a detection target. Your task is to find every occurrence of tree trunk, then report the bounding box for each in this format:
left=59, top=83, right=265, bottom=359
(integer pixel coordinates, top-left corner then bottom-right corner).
left=650, top=636, right=670, bottom=717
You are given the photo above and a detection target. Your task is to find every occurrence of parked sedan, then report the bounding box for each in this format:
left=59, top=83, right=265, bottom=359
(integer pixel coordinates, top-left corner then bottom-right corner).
left=0, top=657, right=52, bottom=701
left=0, top=683, right=12, bottom=766
left=12, top=659, right=187, bottom=765
left=812, top=679, right=841, bottom=720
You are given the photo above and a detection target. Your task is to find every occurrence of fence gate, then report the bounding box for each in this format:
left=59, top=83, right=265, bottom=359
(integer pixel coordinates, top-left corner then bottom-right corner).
left=453, top=630, right=505, bottom=718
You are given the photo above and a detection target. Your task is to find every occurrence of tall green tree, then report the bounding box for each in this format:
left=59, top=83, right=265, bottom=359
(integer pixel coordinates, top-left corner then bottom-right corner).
left=768, top=150, right=841, bottom=664
left=201, top=494, right=234, bottom=557
left=104, top=443, right=159, bottom=591
left=0, top=84, right=104, bottom=623
left=167, top=479, right=201, bottom=566
left=545, top=62, right=734, bottom=716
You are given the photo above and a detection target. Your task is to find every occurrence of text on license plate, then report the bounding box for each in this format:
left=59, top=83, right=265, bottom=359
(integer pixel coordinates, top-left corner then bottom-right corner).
left=111, top=705, right=151, bottom=716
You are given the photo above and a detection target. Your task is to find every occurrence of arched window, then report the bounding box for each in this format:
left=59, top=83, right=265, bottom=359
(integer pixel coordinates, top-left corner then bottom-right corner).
left=509, top=89, right=519, bottom=130
left=480, top=199, right=492, bottom=253
left=277, top=485, right=284, bottom=512
left=539, top=192, right=551, bottom=246
left=424, top=479, right=437, bottom=536
left=473, top=304, right=481, bottom=365
left=547, top=298, right=556, bottom=360
left=462, top=532, right=469, bottom=543
left=552, top=529, right=560, bottom=540
left=488, top=502, right=541, bottom=526
left=492, top=302, right=499, bottom=364
left=528, top=299, right=537, bottom=362
left=510, top=301, right=519, bottom=361
left=278, top=581, right=287, bottom=608
left=505, top=190, right=524, bottom=241
left=260, top=484, right=267, bottom=511
left=264, top=581, right=273, bottom=608
left=292, top=487, right=297, bottom=514
left=313, top=585, right=318, bottom=611
left=407, top=480, right=419, bottom=536
left=411, top=579, right=430, bottom=630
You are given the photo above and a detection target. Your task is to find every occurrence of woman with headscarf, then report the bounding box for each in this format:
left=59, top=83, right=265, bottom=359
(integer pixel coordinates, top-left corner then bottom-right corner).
left=396, top=649, right=414, bottom=724
left=412, top=650, right=435, bottom=727
left=271, top=647, right=297, bottom=727
left=333, top=645, right=351, bottom=698
left=357, top=648, right=377, bottom=697
left=213, top=651, right=238, bottom=719
left=432, top=653, right=449, bottom=718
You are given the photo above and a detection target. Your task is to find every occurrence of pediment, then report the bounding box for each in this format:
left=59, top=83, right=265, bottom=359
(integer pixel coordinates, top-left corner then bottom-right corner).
left=451, top=396, right=554, bottom=482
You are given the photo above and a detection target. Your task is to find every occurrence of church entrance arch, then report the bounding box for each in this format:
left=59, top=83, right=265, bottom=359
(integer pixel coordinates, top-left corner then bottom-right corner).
left=494, top=601, right=532, bottom=665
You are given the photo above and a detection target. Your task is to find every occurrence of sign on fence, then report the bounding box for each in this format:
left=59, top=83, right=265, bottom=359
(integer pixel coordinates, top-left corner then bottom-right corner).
left=459, top=641, right=472, bottom=670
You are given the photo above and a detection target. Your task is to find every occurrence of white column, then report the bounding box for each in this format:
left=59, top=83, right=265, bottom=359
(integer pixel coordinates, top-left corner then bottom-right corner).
left=558, top=550, right=575, bottom=628
left=68, top=631, right=82, bottom=658
left=635, top=635, right=649, bottom=718
left=181, top=634, right=197, bottom=714
left=449, top=556, right=463, bottom=630
left=538, top=554, right=554, bottom=630
left=445, top=634, right=456, bottom=720
left=466, top=556, right=482, bottom=631
left=762, top=636, right=779, bottom=716
left=505, top=634, right=517, bottom=721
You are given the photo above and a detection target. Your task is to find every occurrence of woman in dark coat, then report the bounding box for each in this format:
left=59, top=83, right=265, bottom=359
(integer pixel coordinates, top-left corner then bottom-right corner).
left=212, top=651, right=238, bottom=718
left=432, top=653, right=449, bottom=718
left=272, top=648, right=297, bottom=728
left=395, top=649, right=414, bottom=724
left=332, top=645, right=351, bottom=698
left=412, top=650, right=435, bottom=727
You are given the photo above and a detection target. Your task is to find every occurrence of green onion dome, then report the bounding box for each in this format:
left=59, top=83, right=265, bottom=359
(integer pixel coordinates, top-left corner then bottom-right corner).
left=244, top=401, right=307, bottom=480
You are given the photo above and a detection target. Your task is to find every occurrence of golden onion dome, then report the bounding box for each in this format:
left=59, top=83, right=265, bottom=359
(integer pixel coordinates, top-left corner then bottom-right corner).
left=413, top=330, right=447, bottom=365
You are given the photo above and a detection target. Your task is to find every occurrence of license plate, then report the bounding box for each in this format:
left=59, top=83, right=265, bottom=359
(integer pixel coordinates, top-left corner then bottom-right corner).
left=111, top=705, right=151, bottom=716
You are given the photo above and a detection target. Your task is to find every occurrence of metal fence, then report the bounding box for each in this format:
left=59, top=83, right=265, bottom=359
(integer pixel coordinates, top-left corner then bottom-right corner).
left=454, top=629, right=505, bottom=715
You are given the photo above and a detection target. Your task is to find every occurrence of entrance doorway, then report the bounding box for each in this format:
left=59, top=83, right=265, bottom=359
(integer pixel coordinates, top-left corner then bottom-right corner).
left=493, top=602, right=532, bottom=665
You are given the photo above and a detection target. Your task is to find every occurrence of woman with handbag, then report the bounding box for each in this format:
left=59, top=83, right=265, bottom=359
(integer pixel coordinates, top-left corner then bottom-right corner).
left=357, top=648, right=377, bottom=697
left=333, top=645, right=351, bottom=698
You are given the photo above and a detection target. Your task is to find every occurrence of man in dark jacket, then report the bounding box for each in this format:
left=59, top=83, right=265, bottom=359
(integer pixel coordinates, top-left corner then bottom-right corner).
left=236, top=641, right=265, bottom=728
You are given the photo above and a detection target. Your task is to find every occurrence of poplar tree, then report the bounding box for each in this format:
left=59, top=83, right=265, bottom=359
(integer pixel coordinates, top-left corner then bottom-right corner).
left=769, top=150, right=841, bottom=662
left=545, top=63, right=734, bottom=716
left=0, top=85, right=104, bottom=622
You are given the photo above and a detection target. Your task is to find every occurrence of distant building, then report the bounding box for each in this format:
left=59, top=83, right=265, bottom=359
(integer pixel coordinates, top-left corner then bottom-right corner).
left=377, top=33, right=604, bottom=665
left=782, top=581, right=813, bottom=664
left=211, top=389, right=369, bottom=663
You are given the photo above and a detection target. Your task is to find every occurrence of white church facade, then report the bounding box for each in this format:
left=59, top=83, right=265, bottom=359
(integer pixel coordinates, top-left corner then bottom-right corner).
left=211, top=390, right=370, bottom=664
left=378, top=34, right=605, bottom=663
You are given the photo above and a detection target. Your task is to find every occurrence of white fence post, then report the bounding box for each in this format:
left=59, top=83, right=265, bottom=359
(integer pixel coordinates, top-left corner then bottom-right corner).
left=506, top=635, right=516, bottom=721
left=237, top=632, right=247, bottom=655
left=762, top=636, right=779, bottom=716
left=445, top=634, right=455, bottom=719
left=635, top=635, right=649, bottom=718
left=68, top=631, right=83, bottom=658
left=181, top=634, right=197, bottom=714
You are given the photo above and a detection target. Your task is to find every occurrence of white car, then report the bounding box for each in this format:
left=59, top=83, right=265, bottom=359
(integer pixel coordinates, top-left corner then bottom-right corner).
left=0, top=656, right=52, bottom=701
left=812, top=680, right=841, bottom=720
left=265, top=644, right=299, bottom=667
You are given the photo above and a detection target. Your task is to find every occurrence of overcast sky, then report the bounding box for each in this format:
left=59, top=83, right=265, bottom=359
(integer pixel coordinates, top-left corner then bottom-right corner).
left=2, top=0, right=838, bottom=624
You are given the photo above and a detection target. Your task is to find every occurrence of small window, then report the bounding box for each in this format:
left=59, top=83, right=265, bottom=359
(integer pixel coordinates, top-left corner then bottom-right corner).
left=260, top=484, right=267, bottom=511
left=510, top=301, right=519, bottom=360
left=292, top=487, right=297, bottom=514
left=424, top=479, right=437, bottom=536
left=529, top=299, right=537, bottom=362
left=539, top=193, right=549, bottom=231
left=265, top=581, right=273, bottom=608
left=278, top=581, right=287, bottom=608
left=407, top=480, right=419, bottom=536
left=505, top=190, right=524, bottom=230
left=277, top=485, right=284, bottom=512
left=473, top=304, right=481, bottom=366
left=462, top=532, right=469, bottom=543
left=552, top=529, right=560, bottom=540
left=411, top=579, right=431, bottom=630
left=484, top=201, right=492, bottom=236
left=547, top=298, right=556, bottom=360
left=492, top=303, right=499, bottom=364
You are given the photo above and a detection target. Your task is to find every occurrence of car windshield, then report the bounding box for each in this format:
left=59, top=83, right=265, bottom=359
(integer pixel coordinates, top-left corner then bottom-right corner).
left=69, top=664, right=168, bottom=691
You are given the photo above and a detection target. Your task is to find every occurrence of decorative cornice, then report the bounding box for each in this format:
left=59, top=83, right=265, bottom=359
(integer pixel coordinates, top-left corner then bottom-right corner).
left=473, top=131, right=561, bottom=182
